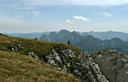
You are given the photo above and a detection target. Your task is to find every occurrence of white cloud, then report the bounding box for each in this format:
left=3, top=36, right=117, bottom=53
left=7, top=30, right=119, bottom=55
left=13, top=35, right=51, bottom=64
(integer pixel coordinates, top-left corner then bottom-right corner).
left=73, top=16, right=90, bottom=21
left=10, top=6, right=33, bottom=10
left=26, top=0, right=128, bottom=6
left=0, top=16, right=45, bottom=33
left=65, top=16, right=90, bottom=24
left=66, top=19, right=73, bottom=23
left=103, top=12, right=113, bottom=17
left=0, top=17, right=25, bottom=25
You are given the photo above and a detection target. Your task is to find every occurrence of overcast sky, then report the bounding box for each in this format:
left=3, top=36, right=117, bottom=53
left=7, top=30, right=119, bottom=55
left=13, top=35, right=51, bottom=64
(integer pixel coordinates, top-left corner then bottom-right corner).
left=1, top=0, right=128, bottom=33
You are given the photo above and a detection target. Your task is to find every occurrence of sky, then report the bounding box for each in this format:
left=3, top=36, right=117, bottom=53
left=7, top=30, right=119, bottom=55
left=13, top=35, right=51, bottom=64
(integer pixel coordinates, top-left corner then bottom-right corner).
left=1, top=0, right=128, bottom=33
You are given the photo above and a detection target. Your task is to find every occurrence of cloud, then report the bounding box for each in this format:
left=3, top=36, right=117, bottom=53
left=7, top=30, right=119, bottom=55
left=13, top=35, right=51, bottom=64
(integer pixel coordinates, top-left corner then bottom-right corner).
left=66, top=19, right=73, bottom=23
left=1, top=0, right=128, bottom=8
left=0, top=16, right=27, bottom=32
left=0, top=16, right=45, bottom=33
left=0, top=16, right=25, bottom=25
left=66, top=16, right=90, bottom=24
left=73, top=16, right=90, bottom=21
left=26, top=0, right=128, bottom=6
left=103, top=12, right=113, bottom=17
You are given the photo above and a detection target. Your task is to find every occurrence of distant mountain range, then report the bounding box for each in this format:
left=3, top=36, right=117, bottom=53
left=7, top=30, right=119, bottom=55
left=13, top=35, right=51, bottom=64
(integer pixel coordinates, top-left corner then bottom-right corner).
left=40, top=30, right=128, bottom=54
left=7, top=30, right=128, bottom=54
left=80, top=31, right=128, bottom=41
left=7, top=30, right=128, bottom=41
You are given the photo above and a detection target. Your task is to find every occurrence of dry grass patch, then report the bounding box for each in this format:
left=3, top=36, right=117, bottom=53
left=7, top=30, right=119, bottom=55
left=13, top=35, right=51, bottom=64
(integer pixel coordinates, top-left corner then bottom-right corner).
left=0, top=51, right=81, bottom=82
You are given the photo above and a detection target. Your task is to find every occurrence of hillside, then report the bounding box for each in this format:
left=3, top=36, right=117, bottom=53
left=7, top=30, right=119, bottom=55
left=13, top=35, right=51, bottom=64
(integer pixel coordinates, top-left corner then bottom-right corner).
left=0, top=34, right=81, bottom=82
left=0, top=34, right=109, bottom=82
left=0, top=51, right=80, bottom=82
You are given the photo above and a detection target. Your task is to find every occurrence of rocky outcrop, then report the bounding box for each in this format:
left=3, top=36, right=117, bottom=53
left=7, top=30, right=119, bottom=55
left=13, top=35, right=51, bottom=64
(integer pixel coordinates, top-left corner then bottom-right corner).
left=45, top=49, right=109, bottom=82
left=92, top=49, right=128, bottom=82
left=7, top=41, right=109, bottom=82
left=28, top=52, right=39, bottom=60
left=9, top=43, right=23, bottom=52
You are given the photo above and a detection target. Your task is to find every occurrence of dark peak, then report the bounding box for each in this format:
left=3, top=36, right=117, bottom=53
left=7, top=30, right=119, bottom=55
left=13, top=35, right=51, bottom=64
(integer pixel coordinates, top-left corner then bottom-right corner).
left=59, top=30, right=80, bottom=36
left=71, top=31, right=80, bottom=36
left=71, top=31, right=78, bottom=34
left=59, top=30, right=70, bottom=33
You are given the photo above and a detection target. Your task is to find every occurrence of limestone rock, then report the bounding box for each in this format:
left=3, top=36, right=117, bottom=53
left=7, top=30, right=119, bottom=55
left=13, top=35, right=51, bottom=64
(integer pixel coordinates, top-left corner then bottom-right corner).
left=45, top=49, right=109, bottom=82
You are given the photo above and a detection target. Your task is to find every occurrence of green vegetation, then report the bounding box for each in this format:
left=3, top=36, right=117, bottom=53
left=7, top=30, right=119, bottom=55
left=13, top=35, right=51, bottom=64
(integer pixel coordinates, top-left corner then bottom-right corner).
left=0, top=34, right=81, bottom=82
left=0, top=35, right=81, bottom=59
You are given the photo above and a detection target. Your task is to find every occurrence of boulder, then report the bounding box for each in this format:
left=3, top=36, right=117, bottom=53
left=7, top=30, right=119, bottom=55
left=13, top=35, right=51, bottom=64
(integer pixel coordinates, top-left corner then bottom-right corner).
left=28, top=52, right=39, bottom=59
left=9, top=43, right=23, bottom=52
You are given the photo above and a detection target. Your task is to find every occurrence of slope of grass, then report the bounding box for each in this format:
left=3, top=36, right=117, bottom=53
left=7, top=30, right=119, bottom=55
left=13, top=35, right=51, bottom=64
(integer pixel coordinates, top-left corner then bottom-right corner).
left=0, top=34, right=82, bottom=82
left=0, top=51, right=80, bottom=82
left=0, top=35, right=82, bottom=60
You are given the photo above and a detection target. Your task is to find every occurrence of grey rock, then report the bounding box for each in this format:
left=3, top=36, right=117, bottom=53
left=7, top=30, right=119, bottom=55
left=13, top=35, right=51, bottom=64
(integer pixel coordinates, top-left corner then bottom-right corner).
left=61, top=49, right=76, bottom=58
left=45, top=49, right=109, bottom=82
left=10, top=43, right=23, bottom=52
left=28, top=52, right=39, bottom=59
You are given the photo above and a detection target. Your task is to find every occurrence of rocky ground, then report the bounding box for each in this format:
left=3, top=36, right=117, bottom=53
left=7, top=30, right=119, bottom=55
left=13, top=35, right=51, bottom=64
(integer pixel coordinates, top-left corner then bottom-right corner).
left=1, top=34, right=128, bottom=82
left=92, top=49, right=128, bottom=82
left=43, top=48, right=109, bottom=82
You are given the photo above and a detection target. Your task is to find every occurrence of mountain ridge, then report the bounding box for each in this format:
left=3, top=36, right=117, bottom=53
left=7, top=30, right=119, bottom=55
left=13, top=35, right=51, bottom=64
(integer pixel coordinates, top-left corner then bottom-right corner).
left=7, top=30, right=128, bottom=41
left=80, top=31, right=128, bottom=41
left=40, top=30, right=128, bottom=54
